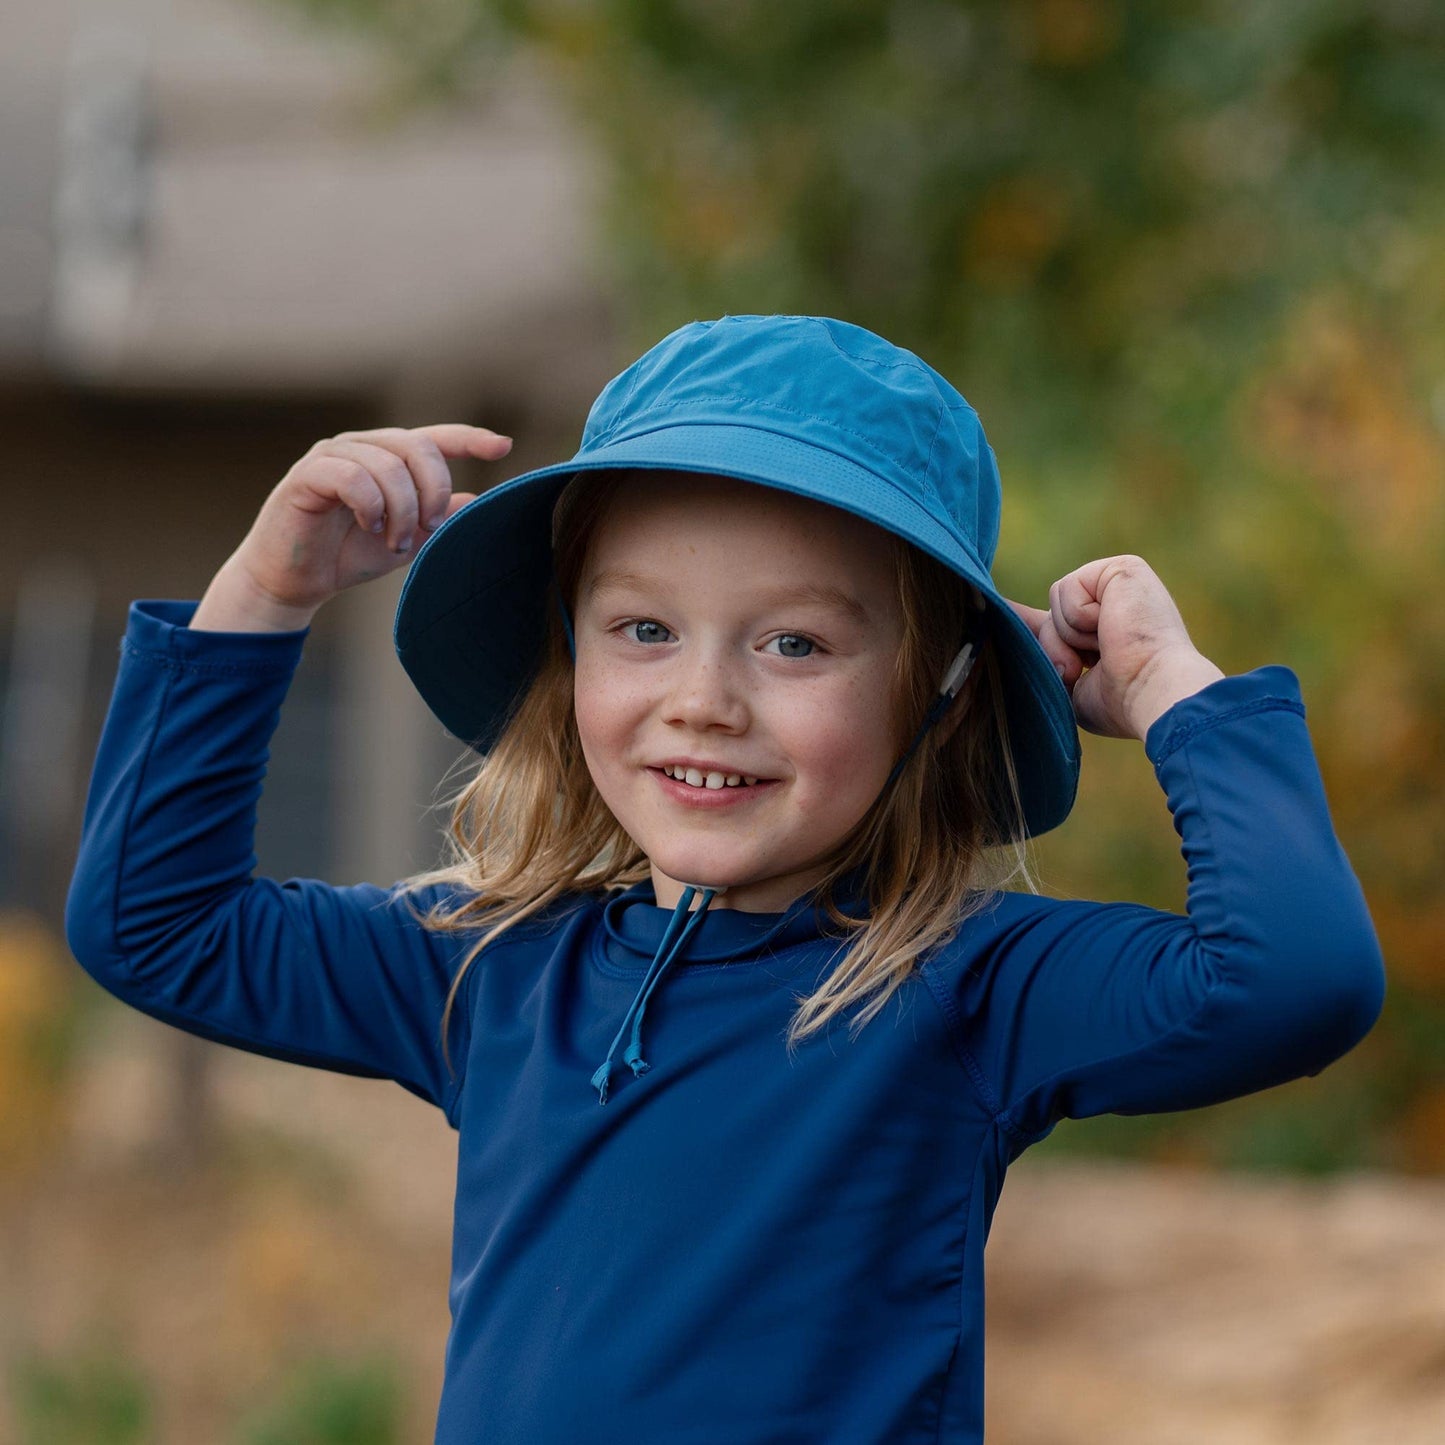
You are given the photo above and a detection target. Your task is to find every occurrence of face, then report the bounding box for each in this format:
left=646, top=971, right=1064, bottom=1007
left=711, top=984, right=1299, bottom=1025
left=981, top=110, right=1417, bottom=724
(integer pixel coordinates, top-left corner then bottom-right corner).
left=573, top=471, right=907, bottom=912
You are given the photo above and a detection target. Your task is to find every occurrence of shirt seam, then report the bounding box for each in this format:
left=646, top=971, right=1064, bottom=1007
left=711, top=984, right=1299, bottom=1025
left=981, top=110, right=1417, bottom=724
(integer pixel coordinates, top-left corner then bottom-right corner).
left=995, top=967, right=1227, bottom=1135
left=122, top=637, right=300, bottom=679
left=1150, top=695, right=1303, bottom=766
left=933, top=1123, right=987, bottom=1445
left=440, top=928, right=484, bottom=1129
left=109, top=649, right=176, bottom=981
left=918, top=959, right=1033, bottom=1143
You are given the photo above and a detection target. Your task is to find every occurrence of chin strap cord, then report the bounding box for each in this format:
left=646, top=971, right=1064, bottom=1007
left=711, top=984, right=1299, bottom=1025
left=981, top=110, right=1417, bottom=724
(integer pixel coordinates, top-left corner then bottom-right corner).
left=882, top=632, right=984, bottom=790
left=591, top=884, right=720, bottom=1104
left=883, top=588, right=989, bottom=789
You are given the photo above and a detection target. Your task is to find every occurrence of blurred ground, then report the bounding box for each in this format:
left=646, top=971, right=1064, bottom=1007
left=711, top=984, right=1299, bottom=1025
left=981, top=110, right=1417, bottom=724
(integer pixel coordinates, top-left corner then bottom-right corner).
left=986, top=1158, right=1445, bottom=1445
left=3, top=1007, right=1443, bottom=1443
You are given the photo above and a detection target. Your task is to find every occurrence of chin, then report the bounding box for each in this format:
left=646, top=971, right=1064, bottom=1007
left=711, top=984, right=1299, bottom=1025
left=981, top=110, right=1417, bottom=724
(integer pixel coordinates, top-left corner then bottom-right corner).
left=648, top=844, right=761, bottom=892
left=663, top=862, right=756, bottom=892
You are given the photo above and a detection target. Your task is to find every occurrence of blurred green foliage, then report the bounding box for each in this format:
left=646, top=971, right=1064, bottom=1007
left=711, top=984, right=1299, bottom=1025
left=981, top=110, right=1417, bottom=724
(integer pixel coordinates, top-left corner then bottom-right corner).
left=259, top=0, right=1445, bottom=1173
left=11, top=1348, right=152, bottom=1445
left=10, top=1348, right=401, bottom=1445
left=233, top=1356, right=402, bottom=1445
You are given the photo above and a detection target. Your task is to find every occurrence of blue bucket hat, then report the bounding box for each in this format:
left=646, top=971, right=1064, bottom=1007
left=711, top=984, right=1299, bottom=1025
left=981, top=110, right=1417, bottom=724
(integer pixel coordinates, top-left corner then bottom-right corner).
left=394, top=313, right=1081, bottom=840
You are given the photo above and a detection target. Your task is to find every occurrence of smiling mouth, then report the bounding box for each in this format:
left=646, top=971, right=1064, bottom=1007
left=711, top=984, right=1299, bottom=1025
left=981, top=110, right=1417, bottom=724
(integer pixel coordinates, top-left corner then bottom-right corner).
left=653, top=765, right=767, bottom=791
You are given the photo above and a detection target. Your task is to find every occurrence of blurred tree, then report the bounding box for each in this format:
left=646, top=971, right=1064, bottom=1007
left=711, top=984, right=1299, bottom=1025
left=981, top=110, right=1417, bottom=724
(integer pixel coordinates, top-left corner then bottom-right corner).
left=258, top=0, right=1445, bottom=1172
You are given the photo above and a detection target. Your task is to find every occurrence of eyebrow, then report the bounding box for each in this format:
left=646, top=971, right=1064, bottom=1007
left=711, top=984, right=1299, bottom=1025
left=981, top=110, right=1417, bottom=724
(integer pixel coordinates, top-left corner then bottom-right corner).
left=586, top=568, right=872, bottom=625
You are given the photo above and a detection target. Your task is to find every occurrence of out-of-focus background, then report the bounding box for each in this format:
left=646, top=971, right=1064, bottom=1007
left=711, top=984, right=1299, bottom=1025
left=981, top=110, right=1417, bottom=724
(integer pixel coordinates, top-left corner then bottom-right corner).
left=1, top=1, right=1441, bottom=1440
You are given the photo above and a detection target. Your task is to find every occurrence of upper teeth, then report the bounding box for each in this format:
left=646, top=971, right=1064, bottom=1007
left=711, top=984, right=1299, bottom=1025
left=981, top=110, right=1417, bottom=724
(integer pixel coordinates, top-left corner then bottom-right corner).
left=663, top=765, right=760, bottom=789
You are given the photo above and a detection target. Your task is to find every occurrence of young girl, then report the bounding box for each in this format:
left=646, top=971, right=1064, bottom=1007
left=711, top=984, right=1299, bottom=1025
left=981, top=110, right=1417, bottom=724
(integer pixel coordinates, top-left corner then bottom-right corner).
left=68, top=314, right=1385, bottom=1443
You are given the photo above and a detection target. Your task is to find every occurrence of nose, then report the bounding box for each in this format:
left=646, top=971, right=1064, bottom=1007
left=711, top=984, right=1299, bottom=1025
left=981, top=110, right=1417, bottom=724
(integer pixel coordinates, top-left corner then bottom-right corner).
left=661, top=643, right=750, bottom=734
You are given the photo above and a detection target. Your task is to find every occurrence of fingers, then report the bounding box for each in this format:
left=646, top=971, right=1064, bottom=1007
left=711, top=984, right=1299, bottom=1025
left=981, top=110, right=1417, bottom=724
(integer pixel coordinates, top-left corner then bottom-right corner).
left=324, top=425, right=513, bottom=553
left=324, top=439, right=425, bottom=552
left=1046, top=573, right=1101, bottom=654
left=410, top=422, right=515, bottom=459
left=1001, top=587, right=1095, bottom=684
left=304, top=452, right=390, bottom=539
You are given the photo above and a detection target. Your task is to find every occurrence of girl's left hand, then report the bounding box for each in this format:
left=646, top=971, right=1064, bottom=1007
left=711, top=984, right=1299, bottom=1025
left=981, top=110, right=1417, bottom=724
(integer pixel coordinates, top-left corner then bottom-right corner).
left=1003, top=555, right=1225, bottom=741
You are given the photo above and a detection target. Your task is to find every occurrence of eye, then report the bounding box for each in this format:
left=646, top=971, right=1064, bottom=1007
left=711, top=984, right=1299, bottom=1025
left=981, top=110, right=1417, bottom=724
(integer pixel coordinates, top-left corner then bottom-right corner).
left=620, top=619, right=673, bottom=645
left=765, top=634, right=818, bottom=659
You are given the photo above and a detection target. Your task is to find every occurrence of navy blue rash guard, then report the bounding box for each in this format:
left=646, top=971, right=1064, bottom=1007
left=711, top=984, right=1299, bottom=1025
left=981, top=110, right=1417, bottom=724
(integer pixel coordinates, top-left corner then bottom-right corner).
left=66, top=600, right=1387, bottom=1445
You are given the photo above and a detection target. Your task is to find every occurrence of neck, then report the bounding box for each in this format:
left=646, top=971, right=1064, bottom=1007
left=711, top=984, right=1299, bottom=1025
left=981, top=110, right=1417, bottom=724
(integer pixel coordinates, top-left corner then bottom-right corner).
left=648, top=860, right=851, bottom=913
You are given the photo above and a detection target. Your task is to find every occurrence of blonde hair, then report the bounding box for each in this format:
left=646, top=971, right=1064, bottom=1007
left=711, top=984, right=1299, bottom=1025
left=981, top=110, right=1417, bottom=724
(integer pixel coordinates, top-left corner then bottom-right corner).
left=394, top=469, right=1042, bottom=1081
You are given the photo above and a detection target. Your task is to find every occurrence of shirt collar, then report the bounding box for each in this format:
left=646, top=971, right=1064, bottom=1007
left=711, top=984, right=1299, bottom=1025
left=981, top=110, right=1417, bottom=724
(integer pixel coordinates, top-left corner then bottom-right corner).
left=600, top=867, right=869, bottom=967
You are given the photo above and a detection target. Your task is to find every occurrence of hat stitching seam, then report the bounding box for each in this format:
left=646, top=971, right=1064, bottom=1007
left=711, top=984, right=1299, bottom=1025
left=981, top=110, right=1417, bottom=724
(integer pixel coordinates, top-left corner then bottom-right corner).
left=617, top=352, right=648, bottom=413
left=919, top=402, right=952, bottom=514
left=588, top=396, right=938, bottom=478
left=817, top=322, right=942, bottom=383
left=823, top=339, right=934, bottom=380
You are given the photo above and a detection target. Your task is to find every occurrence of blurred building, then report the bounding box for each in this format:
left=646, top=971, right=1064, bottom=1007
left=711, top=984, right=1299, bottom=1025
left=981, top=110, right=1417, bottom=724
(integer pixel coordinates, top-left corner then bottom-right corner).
left=0, top=0, right=621, bottom=918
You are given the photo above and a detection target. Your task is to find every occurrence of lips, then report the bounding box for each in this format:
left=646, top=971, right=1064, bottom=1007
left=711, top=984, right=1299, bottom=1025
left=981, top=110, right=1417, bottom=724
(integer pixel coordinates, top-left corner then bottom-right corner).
left=648, top=767, right=778, bottom=805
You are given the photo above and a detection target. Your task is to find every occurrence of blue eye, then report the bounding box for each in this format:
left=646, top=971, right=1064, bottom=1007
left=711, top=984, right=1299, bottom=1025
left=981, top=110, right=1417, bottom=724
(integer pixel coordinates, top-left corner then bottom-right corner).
left=623, top=620, right=673, bottom=645
left=768, top=634, right=816, bottom=658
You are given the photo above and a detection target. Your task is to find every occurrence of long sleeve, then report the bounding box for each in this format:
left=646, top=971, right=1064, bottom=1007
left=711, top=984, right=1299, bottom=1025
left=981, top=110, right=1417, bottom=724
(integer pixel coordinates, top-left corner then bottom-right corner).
left=938, top=665, right=1387, bottom=1142
left=65, top=599, right=471, bottom=1123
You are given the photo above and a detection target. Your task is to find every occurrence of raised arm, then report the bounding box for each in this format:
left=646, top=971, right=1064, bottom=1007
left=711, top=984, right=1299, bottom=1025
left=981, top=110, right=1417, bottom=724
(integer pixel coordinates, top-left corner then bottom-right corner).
left=66, top=425, right=514, bottom=1120
left=931, top=558, right=1386, bottom=1141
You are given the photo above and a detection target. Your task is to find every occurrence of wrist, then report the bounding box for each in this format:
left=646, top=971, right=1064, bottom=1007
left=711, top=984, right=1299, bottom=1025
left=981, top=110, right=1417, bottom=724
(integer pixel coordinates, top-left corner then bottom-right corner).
left=1126, top=649, right=1227, bottom=740
left=190, top=559, right=320, bottom=633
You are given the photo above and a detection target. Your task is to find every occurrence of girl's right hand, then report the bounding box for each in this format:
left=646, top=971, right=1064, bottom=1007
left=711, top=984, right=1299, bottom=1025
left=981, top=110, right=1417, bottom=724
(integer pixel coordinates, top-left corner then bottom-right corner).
left=229, top=424, right=514, bottom=614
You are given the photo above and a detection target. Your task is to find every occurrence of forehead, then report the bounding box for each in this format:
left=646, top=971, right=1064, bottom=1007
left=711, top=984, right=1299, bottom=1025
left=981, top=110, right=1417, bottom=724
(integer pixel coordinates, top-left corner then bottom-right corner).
left=581, top=470, right=897, bottom=586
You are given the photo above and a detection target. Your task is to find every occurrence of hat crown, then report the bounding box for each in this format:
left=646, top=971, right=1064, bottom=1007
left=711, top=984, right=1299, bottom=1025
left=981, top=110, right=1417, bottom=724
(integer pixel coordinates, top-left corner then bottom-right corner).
left=578, top=315, right=1003, bottom=569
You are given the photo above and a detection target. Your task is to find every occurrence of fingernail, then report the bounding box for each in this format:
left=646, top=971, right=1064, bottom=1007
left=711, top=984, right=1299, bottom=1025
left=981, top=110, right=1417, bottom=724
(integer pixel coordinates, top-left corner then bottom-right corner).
left=1054, top=662, right=1067, bottom=679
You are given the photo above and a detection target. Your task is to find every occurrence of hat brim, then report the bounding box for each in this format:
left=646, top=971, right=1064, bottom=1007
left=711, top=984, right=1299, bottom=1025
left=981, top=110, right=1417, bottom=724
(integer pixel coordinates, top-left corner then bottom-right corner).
left=394, top=424, right=1080, bottom=838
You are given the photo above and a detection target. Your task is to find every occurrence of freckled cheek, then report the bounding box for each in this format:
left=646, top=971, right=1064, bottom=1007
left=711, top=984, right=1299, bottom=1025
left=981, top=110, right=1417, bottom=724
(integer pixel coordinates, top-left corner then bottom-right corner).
left=785, top=684, right=898, bottom=801
left=792, top=727, right=875, bottom=800
left=573, top=661, right=649, bottom=766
